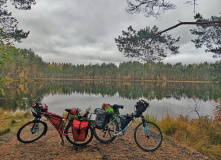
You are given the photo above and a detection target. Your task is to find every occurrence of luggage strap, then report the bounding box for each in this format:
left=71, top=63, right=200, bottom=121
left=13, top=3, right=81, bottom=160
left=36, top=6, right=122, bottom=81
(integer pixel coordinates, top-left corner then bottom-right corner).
left=77, top=121, right=82, bottom=135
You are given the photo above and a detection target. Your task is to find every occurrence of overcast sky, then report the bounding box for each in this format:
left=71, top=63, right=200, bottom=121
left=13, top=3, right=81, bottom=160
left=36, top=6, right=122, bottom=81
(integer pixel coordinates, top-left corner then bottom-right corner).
left=6, top=0, right=221, bottom=65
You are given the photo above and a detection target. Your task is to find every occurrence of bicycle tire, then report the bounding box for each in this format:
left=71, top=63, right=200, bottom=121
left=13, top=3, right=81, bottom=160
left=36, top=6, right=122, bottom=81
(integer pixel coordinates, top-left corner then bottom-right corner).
left=93, top=115, right=119, bottom=143
left=65, top=124, right=93, bottom=146
left=134, top=121, right=162, bottom=152
left=17, top=120, right=47, bottom=143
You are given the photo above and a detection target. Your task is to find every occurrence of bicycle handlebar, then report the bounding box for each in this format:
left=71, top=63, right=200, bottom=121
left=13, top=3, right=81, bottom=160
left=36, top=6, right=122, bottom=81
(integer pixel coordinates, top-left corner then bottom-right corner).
left=112, top=104, right=124, bottom=109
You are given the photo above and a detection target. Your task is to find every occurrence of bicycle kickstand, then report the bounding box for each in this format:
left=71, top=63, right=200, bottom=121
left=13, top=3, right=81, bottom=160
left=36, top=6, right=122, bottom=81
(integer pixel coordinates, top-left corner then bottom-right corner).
left=60, top=134, right=64, bottom=146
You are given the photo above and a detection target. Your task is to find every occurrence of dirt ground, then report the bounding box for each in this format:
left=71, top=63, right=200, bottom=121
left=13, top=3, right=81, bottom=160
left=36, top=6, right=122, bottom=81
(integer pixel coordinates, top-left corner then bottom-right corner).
left=0, top=122, right=209, bottom=160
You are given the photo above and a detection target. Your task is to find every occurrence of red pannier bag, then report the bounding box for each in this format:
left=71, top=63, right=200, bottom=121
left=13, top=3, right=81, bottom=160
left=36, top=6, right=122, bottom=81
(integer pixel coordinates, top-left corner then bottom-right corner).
left=72, top=120, right=89, bottom=142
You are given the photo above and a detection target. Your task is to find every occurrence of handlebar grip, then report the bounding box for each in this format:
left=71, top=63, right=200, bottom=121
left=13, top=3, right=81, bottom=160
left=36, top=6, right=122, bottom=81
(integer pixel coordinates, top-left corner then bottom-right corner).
left=112, top=104, right=124, bottom=109
left=119, top=105, right=124, bottom=109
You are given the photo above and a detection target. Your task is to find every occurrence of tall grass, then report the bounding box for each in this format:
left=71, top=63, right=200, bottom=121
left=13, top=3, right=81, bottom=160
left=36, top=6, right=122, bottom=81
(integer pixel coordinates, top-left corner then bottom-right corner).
left=149, top=115, right=221, bottom=160
left=0, top=108, right=32, bottom=135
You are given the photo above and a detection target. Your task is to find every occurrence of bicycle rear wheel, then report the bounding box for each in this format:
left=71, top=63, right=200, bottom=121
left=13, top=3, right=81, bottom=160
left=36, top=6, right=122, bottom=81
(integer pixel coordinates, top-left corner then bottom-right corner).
left=93, top=116, right=119, bottom=143
left=17, top=120, right=47, bottom=143
left=134, top=121, right=162, bottom=152
left=65, top=124, right=93, bottom=146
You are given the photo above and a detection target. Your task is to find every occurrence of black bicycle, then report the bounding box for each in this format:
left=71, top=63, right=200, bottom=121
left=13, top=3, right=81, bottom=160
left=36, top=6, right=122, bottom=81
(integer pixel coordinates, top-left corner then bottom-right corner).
left=93, top=99, right=163, bottom=152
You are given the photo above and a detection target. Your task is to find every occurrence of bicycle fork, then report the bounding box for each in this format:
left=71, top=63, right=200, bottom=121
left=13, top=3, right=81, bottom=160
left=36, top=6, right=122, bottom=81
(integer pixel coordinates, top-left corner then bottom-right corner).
left=30, top=123, right=39, bottom=136
left=142, top=118, right=159, bottom=142
left=142, top=118, right=150, bottom=137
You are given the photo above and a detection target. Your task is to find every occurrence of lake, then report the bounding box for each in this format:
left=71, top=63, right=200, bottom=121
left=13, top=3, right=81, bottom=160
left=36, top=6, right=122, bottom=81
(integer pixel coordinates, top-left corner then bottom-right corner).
left=0, top=80, right=220, bottom=119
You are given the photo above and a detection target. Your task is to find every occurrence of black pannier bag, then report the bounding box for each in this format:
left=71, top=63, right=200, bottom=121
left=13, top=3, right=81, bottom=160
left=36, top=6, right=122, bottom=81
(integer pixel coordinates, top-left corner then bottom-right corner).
left=135, top=101, right=149, bottom=117
left=120, top=115, right=133, bottom=130
left=94, top=108, right=107, bottom=129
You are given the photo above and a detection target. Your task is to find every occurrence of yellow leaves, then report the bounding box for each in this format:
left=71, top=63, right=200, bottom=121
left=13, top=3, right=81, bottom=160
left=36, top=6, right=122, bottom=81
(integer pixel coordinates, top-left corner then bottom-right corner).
left=162, top=75, right=167, bottom=81
left=19, top=84, right=24, bottom=92
left=6, top=72, right=11, bottom=77
left=156, top=75, right=160, bottom=80
left=146, top=94, right=151, bottom=100
left=123, top=82, right=131, bottom=86
left=193, top=64, right=197, bottom=69
left=123, top=75, right=131, bottom=80
left=162, top=82, right=167, bottom=87
left=39, top=73, right=43, bottom=78
left=19, top=70, right=24, bottom=78
left=58, top=65, right=62, bottom=71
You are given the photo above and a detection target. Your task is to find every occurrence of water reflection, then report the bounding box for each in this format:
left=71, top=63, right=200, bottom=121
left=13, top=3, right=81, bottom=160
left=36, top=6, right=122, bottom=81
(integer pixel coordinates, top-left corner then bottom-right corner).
left=0, top=80, right=220, bottom=119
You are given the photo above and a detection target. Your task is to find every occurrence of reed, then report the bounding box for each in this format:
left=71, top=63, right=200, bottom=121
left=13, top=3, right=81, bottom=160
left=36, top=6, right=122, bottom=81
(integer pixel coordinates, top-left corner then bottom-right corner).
left=156, top=115, right=221, bottom=160
left=0, top=109, right=32, bottom=136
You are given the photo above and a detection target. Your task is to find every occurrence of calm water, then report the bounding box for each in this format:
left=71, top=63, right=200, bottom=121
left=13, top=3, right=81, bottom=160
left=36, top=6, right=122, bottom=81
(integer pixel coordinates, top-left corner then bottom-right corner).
left=0, top=80, right=220, bottom=119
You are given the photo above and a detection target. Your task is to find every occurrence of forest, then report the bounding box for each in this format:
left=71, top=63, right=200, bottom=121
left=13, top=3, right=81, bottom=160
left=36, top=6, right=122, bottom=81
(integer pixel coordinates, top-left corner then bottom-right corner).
left=0, top=45, right=218, bottom=82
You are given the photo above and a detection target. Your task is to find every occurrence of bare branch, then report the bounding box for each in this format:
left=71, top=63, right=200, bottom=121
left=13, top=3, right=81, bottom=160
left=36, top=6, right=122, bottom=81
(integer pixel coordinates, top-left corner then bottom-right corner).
left=126, top=0, right=176, bottom=18
left=156, top=20, right=221, bottom=36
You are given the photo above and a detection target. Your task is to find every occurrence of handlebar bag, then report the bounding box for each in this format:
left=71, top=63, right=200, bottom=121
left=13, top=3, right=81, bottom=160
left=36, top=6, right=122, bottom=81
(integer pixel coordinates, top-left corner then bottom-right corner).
left=72, top=120, right=89, bottom=142
left=94, top=108, right=107, bottom=129
left=135, top=102, right=148, bottom=116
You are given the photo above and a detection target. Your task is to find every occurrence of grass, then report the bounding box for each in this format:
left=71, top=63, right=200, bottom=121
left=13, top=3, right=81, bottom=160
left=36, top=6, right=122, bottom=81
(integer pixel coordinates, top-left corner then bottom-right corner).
left=145, top=114, right=221, bottom=160
left=0, top=108, right=32, bottom=136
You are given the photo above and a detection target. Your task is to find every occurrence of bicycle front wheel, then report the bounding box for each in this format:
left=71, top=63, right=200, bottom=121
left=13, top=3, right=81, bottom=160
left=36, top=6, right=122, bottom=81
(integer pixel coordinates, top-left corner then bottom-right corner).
left=65, top=124, right=93, bottom=146
left=17, top=120, right=47, bottom=143
left=93, top=116, right=119, bottom=143
left=134, top=121, right=162, bottom=152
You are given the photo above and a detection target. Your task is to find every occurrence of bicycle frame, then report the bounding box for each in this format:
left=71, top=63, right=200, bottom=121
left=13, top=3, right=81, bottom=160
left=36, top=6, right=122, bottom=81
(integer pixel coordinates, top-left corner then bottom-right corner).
left=108, top=114, right=150, bottom=136
left=42, top=112, right=70, bottom=135
left=106, top=114, right=134, bottom=135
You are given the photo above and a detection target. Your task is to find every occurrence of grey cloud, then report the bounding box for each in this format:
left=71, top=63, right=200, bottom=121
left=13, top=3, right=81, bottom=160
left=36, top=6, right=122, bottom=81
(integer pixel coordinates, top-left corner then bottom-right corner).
left=9, top=0, right=221, bottom=65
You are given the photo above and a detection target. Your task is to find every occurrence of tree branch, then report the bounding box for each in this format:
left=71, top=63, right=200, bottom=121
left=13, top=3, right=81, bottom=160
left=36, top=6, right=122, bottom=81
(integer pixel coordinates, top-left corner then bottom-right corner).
left=156, top=20, right=221, bottom=36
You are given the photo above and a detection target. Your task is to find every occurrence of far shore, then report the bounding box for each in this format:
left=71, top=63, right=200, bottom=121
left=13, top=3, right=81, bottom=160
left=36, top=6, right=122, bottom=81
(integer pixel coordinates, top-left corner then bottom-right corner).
left=6, top=78, right=214, bottom=84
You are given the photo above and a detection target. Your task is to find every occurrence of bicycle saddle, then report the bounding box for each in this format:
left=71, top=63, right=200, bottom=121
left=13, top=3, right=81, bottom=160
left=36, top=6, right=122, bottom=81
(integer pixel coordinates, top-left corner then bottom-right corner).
left=65, top=108, right=77, bottom=114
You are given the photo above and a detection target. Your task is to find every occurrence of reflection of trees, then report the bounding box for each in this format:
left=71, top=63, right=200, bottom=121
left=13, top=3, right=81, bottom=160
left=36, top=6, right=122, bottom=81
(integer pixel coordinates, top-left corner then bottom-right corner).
left=214, top=104, right=221, bottom=126
left=0, top=80, right=221, bottom=111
